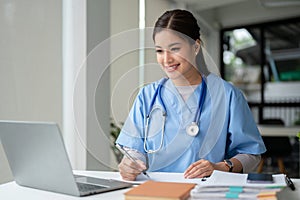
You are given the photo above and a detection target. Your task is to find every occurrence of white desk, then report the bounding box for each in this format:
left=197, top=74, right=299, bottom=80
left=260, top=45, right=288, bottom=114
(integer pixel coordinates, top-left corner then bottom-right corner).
left=0, top=171, right=299, bottom=200
left=258, top=125, right=300, bottom=136
left=0, top=171, right=128, bottom=200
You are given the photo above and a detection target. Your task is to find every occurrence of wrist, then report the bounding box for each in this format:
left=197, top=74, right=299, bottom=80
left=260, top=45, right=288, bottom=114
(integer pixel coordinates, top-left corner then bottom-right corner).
left=214, top=161, right=231, bottom=172
left=224, top=159, right=234, bottom=172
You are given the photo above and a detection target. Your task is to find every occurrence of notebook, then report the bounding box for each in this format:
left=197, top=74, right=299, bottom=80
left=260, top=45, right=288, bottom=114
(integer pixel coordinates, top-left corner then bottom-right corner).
left=0, top=120, right=132, bottom=196
left=125, top=180, right=196, bottom=200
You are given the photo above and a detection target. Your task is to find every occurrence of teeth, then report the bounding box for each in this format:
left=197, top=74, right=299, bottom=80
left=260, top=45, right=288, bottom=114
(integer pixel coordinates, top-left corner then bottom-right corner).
left=167, top=65, right=177, bottom=68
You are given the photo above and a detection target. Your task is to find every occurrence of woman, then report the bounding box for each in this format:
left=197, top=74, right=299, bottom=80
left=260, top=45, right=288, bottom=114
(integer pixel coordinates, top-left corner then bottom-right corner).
left=116, top=9, right=266, bottom=181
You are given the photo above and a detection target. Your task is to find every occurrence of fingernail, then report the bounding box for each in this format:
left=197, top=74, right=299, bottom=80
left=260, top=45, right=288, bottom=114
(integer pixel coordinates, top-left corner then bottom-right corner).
left=141, top=163, right=146, bottom=168
left=139, top=164, right=146, bottom=171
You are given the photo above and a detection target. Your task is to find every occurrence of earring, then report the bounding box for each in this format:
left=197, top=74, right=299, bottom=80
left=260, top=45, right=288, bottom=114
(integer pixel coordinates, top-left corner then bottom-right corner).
left=195, top=45, right=199, bottom=55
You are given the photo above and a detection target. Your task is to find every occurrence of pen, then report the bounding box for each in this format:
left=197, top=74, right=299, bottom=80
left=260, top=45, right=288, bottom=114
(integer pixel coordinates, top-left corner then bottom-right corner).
left=115, top=144, right=150, bottom=179
left=285, top=174, right=295, bottom=191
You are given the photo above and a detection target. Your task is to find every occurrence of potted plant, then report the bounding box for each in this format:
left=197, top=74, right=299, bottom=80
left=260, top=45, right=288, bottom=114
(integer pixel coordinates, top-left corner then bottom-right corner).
left=110, top=120, right=123, bottom=163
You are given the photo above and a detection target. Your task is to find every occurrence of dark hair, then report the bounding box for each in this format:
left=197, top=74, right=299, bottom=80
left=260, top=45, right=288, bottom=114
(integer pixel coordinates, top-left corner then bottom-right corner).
left=152, top=9, right=201, bottom=43
left=153, top=9, right=209, bottom=75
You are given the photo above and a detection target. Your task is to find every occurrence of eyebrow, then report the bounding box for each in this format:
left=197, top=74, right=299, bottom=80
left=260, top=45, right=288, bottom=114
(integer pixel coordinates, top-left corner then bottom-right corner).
left=155, top=42, right=181, bottom=48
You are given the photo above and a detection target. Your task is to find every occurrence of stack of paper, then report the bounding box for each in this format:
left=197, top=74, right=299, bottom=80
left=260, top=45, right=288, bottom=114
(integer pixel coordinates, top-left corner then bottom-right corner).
left=190, top=170, right=287, bottom=200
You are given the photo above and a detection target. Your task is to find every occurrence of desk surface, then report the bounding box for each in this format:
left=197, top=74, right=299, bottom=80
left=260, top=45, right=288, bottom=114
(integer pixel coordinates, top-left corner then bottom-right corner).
left=0, top=171, right=299, bottom=200
left=258, top=125, right=300, bottom=136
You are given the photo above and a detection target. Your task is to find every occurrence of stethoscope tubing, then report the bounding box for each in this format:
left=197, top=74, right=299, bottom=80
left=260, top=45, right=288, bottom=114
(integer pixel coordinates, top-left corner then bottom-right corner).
left=194, top=80, right=207, bottom=123
left=144, top=77, right=207, bottom=154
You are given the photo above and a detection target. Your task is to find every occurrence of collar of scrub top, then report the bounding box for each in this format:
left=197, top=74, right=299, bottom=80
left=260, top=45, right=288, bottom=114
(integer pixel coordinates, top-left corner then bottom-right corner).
left=144, top=76, right=207, bottom=154
left=147, top=77, right=207, bottom=119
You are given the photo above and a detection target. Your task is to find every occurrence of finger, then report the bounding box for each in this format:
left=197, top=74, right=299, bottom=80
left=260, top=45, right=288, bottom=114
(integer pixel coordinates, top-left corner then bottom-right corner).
left=184, top=160, right=206, bottom=177
left=122, top=157, right=145, bottom=172
left=184, top=159, right=204, bottom=175
left=119, top=161, right=140, bottom=175
left=185, top=160, right=214, bottom=178
left=118, top=162, right=140, bottom=181
left=136, top=159, right=147, bottom=170
left=185, top=165, right=204, bottom=178
left=119, top=170, right=139, bottom=181
left=187, top=168, right=213, bottom=179
left=119, top=157, right=147, bottom=179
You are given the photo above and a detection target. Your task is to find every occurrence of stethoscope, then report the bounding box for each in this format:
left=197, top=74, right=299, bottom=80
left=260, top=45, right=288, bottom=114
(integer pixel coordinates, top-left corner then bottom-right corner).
left=143, top=77, right=207, bottom=154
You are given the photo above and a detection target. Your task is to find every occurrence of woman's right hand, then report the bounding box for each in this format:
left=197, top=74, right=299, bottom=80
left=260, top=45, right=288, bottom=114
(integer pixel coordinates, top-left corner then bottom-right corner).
left=118, top=156, right=147, bottom=181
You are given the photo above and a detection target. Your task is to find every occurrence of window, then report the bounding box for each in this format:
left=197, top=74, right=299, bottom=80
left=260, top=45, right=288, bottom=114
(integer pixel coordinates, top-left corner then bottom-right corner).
left=220, top=17, right=300, bottom=126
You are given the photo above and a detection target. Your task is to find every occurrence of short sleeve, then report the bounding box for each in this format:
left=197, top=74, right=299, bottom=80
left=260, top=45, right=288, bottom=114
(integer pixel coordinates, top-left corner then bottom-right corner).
left=226, top=88, right=266, bottom=157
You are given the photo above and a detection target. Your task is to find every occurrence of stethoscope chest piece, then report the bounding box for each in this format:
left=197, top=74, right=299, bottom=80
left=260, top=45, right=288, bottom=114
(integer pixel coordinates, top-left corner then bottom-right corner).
left=186, top=122, right=199, bottom=137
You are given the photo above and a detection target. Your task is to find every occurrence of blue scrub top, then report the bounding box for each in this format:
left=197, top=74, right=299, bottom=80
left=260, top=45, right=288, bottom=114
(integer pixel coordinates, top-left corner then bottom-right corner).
left=116, top=74, right=266, bottom=172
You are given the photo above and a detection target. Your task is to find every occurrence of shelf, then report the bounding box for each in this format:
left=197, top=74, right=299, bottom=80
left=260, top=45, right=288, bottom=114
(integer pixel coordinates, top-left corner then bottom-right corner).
left=258, top=125, right=300, bottom=136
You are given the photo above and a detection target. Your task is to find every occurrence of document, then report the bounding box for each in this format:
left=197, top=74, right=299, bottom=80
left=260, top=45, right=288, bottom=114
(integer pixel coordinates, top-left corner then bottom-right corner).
left=119, top=172, right=203, bottom=184
left=202, top=170, right=286, bottom=187
left=190, top=170, right=287, bottom=200
left=117, top=170, right=287, bottom=187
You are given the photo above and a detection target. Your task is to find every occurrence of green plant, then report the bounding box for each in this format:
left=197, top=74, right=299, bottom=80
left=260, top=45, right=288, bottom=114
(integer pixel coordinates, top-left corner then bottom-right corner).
left=110, top=120, right=123, bottom=163
left=294, top=112, right=300, bottom=125
left=297, top=132, right=300, bottom=141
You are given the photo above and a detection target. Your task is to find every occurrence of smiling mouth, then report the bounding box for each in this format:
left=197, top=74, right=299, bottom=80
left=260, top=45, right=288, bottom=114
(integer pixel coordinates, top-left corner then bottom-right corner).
left=165, top=64, right=180, bottom=71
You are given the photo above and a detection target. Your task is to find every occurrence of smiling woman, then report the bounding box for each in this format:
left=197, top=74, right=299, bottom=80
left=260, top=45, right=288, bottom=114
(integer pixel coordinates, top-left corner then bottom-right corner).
left=115, top=9, right=266, bottom=181
left=154, top=30, right=201, bottom=85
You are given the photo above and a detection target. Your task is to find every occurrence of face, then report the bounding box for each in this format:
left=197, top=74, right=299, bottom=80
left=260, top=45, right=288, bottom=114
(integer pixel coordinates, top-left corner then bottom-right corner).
left=154, top=30, right=200, bottom=85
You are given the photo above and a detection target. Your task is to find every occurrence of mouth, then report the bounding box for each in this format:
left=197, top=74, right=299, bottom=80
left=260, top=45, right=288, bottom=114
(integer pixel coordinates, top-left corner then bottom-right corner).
left=165, top=64, right=180, bottom=72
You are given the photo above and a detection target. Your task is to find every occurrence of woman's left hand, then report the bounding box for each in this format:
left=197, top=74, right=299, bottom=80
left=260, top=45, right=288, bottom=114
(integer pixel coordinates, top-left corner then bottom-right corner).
left=183, top=159, right=216, bottom=179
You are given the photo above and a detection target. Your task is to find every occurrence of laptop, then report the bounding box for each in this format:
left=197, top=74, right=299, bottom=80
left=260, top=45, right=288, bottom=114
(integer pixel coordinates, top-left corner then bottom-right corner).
left=0, top=120, right=132, bottom=196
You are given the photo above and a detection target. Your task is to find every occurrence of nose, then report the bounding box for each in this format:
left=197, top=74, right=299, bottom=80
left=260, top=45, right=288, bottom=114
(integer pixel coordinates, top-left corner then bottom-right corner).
left=163, top=50, right=173, bottom=65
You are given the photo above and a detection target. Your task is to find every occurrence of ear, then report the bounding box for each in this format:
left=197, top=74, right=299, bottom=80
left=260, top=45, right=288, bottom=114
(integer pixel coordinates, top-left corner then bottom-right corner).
left=195, top=39, right=201, bottom=54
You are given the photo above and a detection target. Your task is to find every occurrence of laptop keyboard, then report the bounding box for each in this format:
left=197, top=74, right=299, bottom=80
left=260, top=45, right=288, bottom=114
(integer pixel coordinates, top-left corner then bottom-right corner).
left=77, top=182, right=107, bottom=193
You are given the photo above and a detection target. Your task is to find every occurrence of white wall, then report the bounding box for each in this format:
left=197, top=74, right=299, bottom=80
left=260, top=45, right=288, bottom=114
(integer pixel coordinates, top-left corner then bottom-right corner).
left=144, top=0, right=171, bottom=83
left=0, top=0, right=62, bottom=184
left=63, top=0, right=87, bottom=171
left=110, top=0, right=139, bottom=125
left=63, top=0, right=111, bottom=171
left=110, top=0, right=176, bottom=125
left=86, top=0, right=111, bottom=171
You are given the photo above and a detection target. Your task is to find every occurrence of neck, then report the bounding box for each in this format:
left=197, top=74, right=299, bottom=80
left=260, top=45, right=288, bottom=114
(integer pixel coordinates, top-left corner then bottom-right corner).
left=172, top=71, right=202, bottom=86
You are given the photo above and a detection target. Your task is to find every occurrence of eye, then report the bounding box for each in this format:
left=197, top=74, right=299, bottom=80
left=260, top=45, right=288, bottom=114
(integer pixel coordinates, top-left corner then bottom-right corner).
left=170, top=47, right=180, bottom=52
left=155, top=49, right=163, bottom=54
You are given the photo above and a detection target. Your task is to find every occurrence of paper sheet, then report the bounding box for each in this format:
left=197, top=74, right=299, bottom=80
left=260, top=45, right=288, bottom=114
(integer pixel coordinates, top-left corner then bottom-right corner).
left=115, top=170, right=286, bottom=187
left=119, top=172, right=203, bottom=184
left=202, top=170, right=287, bottom=188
